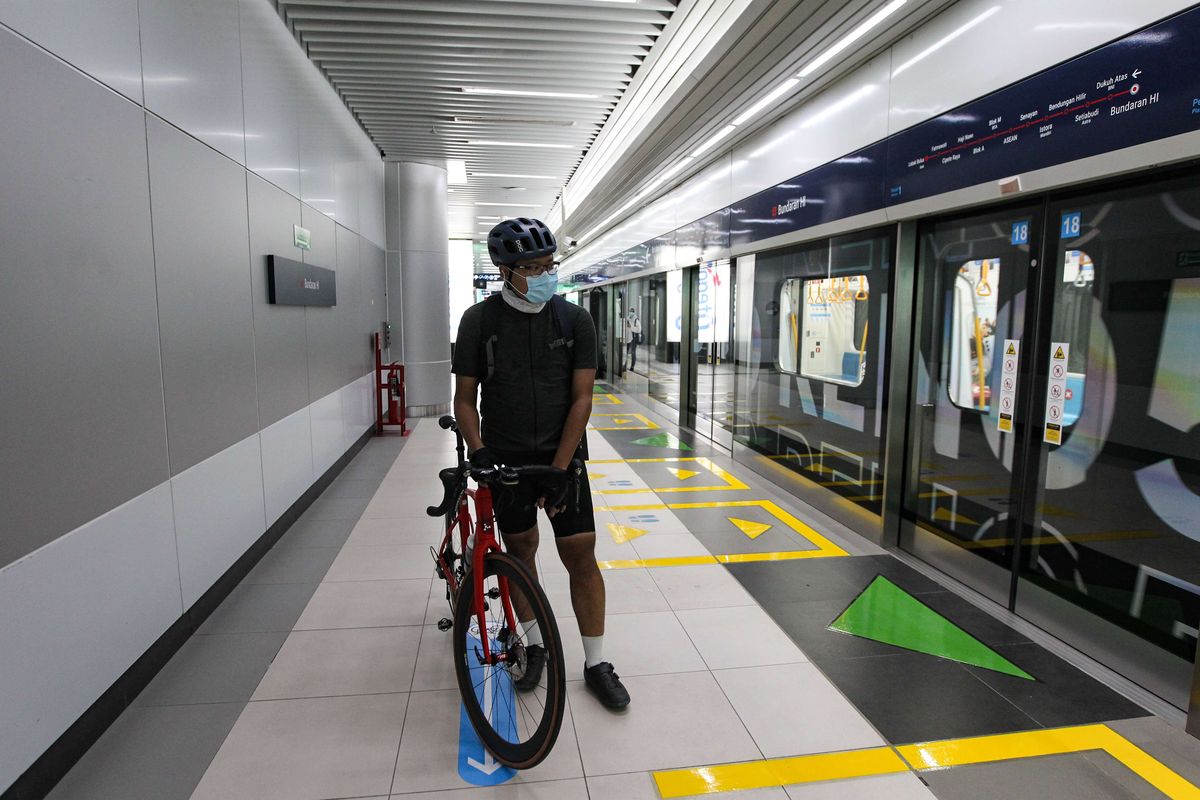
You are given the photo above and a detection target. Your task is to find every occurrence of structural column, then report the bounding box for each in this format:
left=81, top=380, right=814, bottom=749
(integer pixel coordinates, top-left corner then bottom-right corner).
left=386, top=161, right=451, bottom=416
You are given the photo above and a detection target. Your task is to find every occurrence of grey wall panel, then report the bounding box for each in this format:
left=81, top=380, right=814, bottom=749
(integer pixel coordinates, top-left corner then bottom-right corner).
left=140, top=0, right=246, bottom=165
left=386, top=250, right=404, bottom=363
left=301, top=204, right=342, bottom=400
left=362, top=243, right=388, bottom=365
left=0, top=31, right=168, bottom=567
left=361, top=158, right=386, bottom=250
left=147, top=117, right=259, bottom=475
left=334, top=150, right=362, bottom=236
left=238, top=0, right=302, bottom=198
left=0, top=0, right=143, bottom=102
left=301, top=203, right=337, bottom=270
left=297, top=69, right=338, bottom=222
left=335, top=225, right=364, bottom=385
left=247, top=173, right=310, bottom=427
left=384, top=162, right=401, bottom=251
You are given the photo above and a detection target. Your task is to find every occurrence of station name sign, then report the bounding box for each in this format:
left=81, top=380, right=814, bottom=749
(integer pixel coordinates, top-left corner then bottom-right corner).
left=267, top=255, right=336, bottom=306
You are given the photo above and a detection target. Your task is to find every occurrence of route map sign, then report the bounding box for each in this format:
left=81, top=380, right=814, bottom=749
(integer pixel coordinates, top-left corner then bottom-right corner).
left=885, top=8, right=1200, bottom=204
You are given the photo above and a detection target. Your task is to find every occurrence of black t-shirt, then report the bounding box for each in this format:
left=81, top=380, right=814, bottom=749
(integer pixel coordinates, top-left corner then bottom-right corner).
left=453, top=297, right=597, bottom=453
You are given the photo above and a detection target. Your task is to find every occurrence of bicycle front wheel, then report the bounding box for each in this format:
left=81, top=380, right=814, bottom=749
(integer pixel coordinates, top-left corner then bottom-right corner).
left=452, top=551, right=566, bottom=770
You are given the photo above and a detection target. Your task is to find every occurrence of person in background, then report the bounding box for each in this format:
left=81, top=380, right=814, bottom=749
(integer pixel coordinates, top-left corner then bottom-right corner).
left=623, top=307, right=642, bottom=372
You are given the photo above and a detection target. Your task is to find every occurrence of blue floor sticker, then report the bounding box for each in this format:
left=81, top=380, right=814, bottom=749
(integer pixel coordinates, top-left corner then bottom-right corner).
left=457, top=629, right=517, bottom=786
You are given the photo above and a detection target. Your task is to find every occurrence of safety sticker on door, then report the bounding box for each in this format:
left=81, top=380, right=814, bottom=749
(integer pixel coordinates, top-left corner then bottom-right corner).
left=997, top=339, right=1020, bottom=434
left=1043, top=342, right=1070, bottom=445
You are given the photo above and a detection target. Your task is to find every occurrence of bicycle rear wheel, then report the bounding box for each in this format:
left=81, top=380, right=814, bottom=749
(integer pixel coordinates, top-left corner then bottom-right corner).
left=452, top=551, right=565, bottom=769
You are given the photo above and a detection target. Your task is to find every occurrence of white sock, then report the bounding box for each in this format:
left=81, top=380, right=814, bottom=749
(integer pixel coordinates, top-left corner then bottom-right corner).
left=521, top=620, right=544, bottom=648
left=582, top=635, right=604, bottom=668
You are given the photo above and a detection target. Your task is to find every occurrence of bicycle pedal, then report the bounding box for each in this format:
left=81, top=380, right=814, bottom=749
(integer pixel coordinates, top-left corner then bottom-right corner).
left=437, top=618, right=452, bottom=632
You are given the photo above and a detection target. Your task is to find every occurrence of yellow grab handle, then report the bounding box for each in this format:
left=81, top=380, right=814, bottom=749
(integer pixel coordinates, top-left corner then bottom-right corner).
left=977, top=260, right=993, bottom=297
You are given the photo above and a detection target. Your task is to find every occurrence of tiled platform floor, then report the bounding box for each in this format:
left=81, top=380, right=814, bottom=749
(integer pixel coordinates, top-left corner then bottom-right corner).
left=43, top=389, right=1200, bottom=800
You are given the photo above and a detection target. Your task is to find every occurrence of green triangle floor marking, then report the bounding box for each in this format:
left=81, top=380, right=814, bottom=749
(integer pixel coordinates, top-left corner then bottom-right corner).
left=828, top=575, right=1034, bottom=680
left=630, top=433, right=693, bottom=450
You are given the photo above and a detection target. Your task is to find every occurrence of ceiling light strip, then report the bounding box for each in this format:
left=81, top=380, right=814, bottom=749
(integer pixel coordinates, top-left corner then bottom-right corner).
left=798, top=0, right=908, bottom=78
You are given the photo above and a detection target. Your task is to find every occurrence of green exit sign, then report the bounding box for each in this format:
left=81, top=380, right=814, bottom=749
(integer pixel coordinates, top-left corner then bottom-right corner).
left=293, top=225, right=311, bottom=250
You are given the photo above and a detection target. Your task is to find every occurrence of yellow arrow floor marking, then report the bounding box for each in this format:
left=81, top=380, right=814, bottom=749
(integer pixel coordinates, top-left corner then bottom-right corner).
left=606, top=522, right=649, bottom=544
left=588, top=473, right=607, bottom=480
left=666, top=467, right=700, bottom=481
left=729, top=517, right=772, bottom=539
left=613, top=417, right=632, bottom=425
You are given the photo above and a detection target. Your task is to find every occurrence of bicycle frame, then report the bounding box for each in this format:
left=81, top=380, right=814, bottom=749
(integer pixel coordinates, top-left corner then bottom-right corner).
left=434, top=479, right=520, bottom=666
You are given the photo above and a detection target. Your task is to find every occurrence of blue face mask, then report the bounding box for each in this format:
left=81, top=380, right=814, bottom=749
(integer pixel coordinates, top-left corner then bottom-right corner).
left=522, top=271, right=558, bottom=304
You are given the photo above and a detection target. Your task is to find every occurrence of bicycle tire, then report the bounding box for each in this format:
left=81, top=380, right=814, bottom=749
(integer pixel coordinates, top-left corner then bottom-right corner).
left=452, top=551, right=566, bottom=770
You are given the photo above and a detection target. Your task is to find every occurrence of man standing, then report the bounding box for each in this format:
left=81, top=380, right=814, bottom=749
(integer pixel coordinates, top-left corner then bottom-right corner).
left=451, top=217, right=630, bottom=710
left=624, top=307, right=642, bottom=372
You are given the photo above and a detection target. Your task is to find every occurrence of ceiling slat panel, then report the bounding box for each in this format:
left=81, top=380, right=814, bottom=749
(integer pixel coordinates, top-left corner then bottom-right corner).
left=277, top=0, right=677, bottom=234
left=282, top=0, right=675, bottom=22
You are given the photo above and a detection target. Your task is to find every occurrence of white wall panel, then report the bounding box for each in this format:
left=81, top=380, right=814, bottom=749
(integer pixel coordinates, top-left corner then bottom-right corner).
left=172, top=435, right=267, bottom=607
left=0, top=485, right=180, bottom=790
left=140, top=0, right=246, bottom=164
left=310, top=387, right=346, bottom=475
left=360, top=157, right=387, bottom=250
left=334, top=141, right=362, bottom=234
left=239, top=0, right=302, bottom=197
left=260, top=406, right=316, bottom=525
left=0, top=0, right=143, bottom=102
left=733, top=56, right=891, bottom=201
left=298, top=70, right=340, bottom=223
left=341, top=372, right=375, bottom=450
left=887, top=0, right=1192, bottom=135
left=674, top=154, right=733, bottom=229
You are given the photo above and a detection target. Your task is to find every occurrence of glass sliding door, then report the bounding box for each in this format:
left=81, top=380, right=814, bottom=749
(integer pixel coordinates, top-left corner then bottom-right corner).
left=695, top=259, right=737, bottom=448
left=646, top=270, right=682, bottom=421
left=734, top=228, right=894, bottom=529
left=900, top=203, right=1045, bottom=604
left=1015, top=173, right=1200, bottom=708
left=901, top=170, right=1200, bottom=708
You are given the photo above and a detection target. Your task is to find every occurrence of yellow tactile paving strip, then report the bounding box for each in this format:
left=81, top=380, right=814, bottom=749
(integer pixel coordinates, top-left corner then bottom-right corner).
left=653, top=724, right=1200, bottom=798
left=592, top=393, right=624, bottom=405
left=590, top=457, right=750, bottom=495
left=593, top=499, right=849, bottom=568
left=588, top=413, right=660, bottom=430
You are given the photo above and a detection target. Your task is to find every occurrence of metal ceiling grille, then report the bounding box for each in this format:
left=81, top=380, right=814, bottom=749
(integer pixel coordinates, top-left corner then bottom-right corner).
left=276, top=0, right=678, bottom=239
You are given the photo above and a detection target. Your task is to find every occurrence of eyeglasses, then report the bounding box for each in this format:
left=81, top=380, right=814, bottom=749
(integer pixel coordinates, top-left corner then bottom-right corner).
left=513, top=261, right=559, bottom=277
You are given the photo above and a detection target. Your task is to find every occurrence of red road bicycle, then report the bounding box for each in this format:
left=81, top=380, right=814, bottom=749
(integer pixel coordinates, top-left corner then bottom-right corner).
left=426, top=415, right=578, bottom=769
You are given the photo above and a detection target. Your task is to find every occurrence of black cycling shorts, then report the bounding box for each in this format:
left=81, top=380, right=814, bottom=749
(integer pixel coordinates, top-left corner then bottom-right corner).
left=489, top=450, right=595, bottom=538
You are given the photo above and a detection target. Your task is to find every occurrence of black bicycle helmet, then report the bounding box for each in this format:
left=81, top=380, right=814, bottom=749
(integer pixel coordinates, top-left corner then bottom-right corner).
left=487, top=217, right=557, bottom=266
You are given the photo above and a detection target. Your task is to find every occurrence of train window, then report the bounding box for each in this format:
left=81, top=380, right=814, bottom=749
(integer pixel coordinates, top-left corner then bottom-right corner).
left=778, top=279, right=802, bottom=372
left=1053, top=249, right=1095, bottom=426
left=947, top=259, right=1001, bottom=412
left=778, top=275, right=870, bottom=386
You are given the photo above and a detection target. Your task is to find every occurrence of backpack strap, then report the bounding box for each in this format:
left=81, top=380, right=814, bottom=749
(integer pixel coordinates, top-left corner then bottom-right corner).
left=478, top=294, right=575, bottom=383
left=548, top=295, right=576, bottom=353
left=477, top=293, right=505, bottom=384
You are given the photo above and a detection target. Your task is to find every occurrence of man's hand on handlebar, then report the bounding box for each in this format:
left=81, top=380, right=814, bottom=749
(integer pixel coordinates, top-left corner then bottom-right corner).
left=536, top=472, right=570, bottom=518
left=468, top=446, right=497, bottom=468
